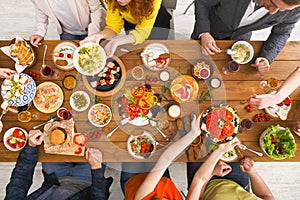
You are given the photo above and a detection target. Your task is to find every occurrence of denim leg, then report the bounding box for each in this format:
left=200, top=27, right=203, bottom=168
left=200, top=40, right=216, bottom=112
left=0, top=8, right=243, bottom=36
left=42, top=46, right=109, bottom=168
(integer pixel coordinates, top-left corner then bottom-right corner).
left=71, top=162, right=92, bottom=183
left=120, top=162, right=170, bottom=194
left=60, top=33, right=87, bottom=40
left=42, top=162, right=73, bottom=178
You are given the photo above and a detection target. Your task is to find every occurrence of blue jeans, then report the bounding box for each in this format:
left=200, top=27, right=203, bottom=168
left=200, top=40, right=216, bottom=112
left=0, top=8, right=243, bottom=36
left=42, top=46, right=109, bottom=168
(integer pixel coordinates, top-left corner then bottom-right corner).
left=42, top=162, right=93, bottom=183
left=186, top=162, right=250, bottom=192
left=60, top=33, right=87, bottom=40
left=120, top=162, right=170, bottom=194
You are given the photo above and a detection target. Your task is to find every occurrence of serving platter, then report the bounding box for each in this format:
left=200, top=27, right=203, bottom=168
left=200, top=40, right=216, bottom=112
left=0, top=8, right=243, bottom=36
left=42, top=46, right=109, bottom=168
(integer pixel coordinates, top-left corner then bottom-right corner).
left=52, top=41, right=78, bottom=71
left=170, top=75, right=199, bottom=103
left=82, top=56, right=126, bottom=96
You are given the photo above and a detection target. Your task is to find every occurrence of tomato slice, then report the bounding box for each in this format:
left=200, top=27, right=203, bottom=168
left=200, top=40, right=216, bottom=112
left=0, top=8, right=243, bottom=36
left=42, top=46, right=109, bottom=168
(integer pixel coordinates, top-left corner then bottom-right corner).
left=74, top=147, right=82, bottom=155
left=74, top=134, right=88, bottom=147
left=225, top=110, right=234, bottom=122
left=282, top=97, right=291, bottom=106
left=220, top=122, right=234, bottom=140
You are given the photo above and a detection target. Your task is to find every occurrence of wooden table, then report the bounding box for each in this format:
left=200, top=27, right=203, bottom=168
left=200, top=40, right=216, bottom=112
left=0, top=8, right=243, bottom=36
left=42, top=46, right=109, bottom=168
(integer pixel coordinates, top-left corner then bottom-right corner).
left=0, top=40, right=299, bottom=162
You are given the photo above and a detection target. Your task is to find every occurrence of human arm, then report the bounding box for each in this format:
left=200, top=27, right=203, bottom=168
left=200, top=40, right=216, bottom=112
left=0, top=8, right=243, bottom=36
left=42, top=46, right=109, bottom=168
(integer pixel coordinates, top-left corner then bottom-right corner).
left=85, top=148, right=112, bottom=200
left=5, top=130, right=44, bottom=199
left=86, top=0, right=106, bottom=35
left=0, top=68, right=16, bottom=78
left=240, top=157, right=274, bottom=200
left=248, top=66, right=300, bottom=108
left=186, top=138, right=240, bottom=200
left=134, top=114, right=202, bottom=200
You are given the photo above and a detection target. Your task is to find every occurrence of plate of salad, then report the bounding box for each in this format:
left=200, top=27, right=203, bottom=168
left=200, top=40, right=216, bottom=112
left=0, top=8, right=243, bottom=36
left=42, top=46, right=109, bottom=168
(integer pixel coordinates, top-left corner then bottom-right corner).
left=117, top=84, right=161, bottom=126
left=127, top=131, right=156, bottom=159
left=4, top=127, right=28, bottom=151
left=260, top=125, right=297, bottom=160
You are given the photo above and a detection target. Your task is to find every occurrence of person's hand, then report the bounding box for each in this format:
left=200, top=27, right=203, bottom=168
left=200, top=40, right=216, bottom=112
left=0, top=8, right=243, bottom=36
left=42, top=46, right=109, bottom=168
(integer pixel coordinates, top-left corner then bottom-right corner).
left=200, top=32, right=221, bottom=55
left=251, top=57, right=270, bottom=72
left=104, top=39, right=119, bottom=58
left=217, top=137, right=240, bottom=153
left=86, top=147, right=103, bottom=169
left=28, top=130, right=44, bottom=147
left=190, top=114, right=202, bottom=136
left=80, top=33, right=102, bottom=46
left=247, top=93, right=280, bottom=109
left=0, top=68, right=16, bottom=78
left=240, top=156, right=255, bottom=174
left=212, top=160, right=232, bottom=177
left=29, top=34, right=43, bottom=48
left=0, top=121, right=3, bottom=133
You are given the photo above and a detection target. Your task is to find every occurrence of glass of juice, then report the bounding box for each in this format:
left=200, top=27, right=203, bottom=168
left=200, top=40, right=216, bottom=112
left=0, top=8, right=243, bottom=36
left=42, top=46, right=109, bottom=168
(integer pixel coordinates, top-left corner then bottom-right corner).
left=222, top=61, right=240, bottom=74
left=18, top=110, right=36, bottom=122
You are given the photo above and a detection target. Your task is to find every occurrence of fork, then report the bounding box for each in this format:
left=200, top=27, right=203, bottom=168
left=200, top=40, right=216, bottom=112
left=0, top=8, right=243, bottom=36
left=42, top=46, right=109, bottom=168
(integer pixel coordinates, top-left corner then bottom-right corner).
left=237, top=144, right=263, bottom=157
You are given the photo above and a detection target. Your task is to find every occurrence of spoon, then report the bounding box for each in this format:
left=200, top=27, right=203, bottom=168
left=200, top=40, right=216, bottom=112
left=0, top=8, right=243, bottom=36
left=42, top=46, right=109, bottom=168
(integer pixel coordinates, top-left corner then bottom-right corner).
left=149, top=119, right=169, bottom=141
left=221, top=49, right=236, bottom=55
left=107, top=118, right=129, bottom=138
left=237, top=144, right=263, bottom=157
left=42, top=44, right=48, bottom=68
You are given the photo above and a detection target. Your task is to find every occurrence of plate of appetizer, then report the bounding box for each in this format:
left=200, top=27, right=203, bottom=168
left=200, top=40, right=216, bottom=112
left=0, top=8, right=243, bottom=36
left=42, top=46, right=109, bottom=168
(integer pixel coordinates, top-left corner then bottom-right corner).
left=265, top=96, right=291, bottom=121
left=117, top=84, right=161, bottom=126
left=259, top=125, right=296, bottom=160
left=221, top=148, right=238, bottom=162
left=52, top=41, right=78, bottom=71
left=70, top=90, right=90, bottom=112
left=192, top=60, right=214, bottom=80
left=3, top=127, right=28, bottom=151
left=33, top=82, right=64, bottom=113
left=140, top=43, right=170, bottom=71
left=201, top=104, right=240, bottom=143
left=127, top=131, right=156, bottom=159
left=88, top=103, right=112, bottom=127
left=1, top=73, right=36, bottom=108
left=231, top=41, right=254, bottom=64
left=73, top=42, right=107, bottom=76
left=82, top=56, right=126, bottom=96
left=170, top=75, right=199, bottom=103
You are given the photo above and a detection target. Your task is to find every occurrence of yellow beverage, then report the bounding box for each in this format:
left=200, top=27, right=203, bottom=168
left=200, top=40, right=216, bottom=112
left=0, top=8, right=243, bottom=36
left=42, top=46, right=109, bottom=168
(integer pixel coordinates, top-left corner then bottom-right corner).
left=18, top=111, right=32, bottom=122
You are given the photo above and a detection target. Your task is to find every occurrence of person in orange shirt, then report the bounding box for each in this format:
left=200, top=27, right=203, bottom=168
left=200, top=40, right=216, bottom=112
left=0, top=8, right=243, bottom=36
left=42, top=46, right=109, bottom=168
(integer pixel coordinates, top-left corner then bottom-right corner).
left=121, top=114, right=202, bottom=200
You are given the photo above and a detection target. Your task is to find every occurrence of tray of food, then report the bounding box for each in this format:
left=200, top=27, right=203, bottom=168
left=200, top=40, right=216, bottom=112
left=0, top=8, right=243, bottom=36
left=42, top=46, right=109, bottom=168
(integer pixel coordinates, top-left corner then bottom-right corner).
left=43, top=119, right=86, bottom=156
left=265, top=96, right=291, bottom=121
left=170, top=75, right=199, bottom=103
left=201, top=104, right=240, bottom=143
left=192, top=59, right=214, bottom=80
left=231, top=41, right=254, bottom=64
left=82, top=56, right=126, bottom=96
left=140, top=43, right=170, bottom=71
left=33, top=82, right=63, bottom=113
left=73, top=42, right=107, bottom=76
left=127, top=131, right=156, bottom=159
left=259, top=125, right=296, bottom=160
left=52, top=41, right=78, bottom=71
left=1, top=73, right=36, bottom=109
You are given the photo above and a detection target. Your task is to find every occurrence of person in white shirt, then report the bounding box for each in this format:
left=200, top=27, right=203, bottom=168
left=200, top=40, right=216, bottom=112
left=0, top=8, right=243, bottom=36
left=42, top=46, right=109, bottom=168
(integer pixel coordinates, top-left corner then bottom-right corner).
left=29, top=0, right=106, bottom=47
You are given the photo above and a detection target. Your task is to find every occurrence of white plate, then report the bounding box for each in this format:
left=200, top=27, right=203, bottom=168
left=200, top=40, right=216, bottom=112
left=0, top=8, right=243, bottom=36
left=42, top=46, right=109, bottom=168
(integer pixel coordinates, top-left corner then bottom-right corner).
left=127, top=131, right=156, bottom=159
left=53, top=41, right=78, bottom=71
left=231, top=41, right=254, bottom=64
left=73, top=42, right=107, bottom=76
left=141, top=43, right=170, bottom=71
left=220, top=148, right=238, bottom=162
left=3, top=127, right=28, bottom=151
left=70, top=91, right=90, bottom=112
left=1, top=73, right=36, bottom=107
left=259, top=126, right=295, bottom=160
left=88, top=103, right=112, bottom=127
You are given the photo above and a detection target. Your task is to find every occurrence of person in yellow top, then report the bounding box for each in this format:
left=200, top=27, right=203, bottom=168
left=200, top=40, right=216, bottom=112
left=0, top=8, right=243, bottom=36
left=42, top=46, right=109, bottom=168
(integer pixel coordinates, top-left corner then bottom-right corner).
left=80, top=0, right=171, bottom=57
left=187, top=139, right=275, bottom=200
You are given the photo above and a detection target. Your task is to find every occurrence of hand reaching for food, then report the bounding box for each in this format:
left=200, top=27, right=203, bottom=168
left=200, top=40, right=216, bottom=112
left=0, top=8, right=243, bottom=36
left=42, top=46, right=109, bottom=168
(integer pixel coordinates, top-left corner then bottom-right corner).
left=28, top=130, right=44, bottom=147
left=200, top=32, right=221, bottom=55
left=0, top=68, right=16, bottom=78
left=86, top=147, right=103, bottom=169
left=29, top=34, right=43, bottom=48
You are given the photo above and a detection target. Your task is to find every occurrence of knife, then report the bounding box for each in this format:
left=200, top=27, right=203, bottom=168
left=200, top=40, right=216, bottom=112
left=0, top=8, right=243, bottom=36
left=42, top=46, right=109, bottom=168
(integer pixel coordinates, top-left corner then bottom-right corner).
left=107, top=118, right=129, bottom=138
left=33, top=116, right=59, bottom=129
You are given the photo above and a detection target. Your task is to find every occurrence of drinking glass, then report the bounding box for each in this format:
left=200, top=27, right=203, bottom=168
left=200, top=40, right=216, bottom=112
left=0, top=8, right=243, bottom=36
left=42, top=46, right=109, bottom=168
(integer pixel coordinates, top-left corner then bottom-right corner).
left=239, top=119, right=254, bottom=133
left=18, top=110, right=37, bottom=122
left=222, top=61, right=240, bottom=74
left=259, top=77, right=279, bottom=91
left=40, top=65, right=60, bottom=79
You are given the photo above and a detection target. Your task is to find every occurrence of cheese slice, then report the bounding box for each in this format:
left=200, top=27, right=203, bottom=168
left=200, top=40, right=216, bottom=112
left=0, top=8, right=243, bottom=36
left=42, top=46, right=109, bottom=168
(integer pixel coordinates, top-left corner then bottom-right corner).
left=276, top=107, right=288, bottom=120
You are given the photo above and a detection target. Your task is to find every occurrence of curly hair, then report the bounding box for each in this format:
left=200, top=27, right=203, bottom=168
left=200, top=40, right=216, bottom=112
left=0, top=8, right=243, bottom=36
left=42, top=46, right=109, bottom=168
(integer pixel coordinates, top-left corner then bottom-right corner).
left=282, top=0, right=300, bottom=5
left=106, top=0, right=155, bottom=23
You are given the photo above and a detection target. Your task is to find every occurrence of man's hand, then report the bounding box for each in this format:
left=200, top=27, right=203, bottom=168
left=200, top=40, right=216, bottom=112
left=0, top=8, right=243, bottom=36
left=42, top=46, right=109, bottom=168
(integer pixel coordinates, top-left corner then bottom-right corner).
left=240, top=156, right=255, bottom=174
left=86, top=147, right=103, bottom=170
left=29, top=34, right=43, bottom=48
left=28, top=130, right=44, bottom=147
left=212, top=160, right=232, bottom=177
left=200, top=32, right=220, bottom=55
left=0, top=68, right=16, bottom=78
left=251, top=57, right=270, bottom=72
left=80, top=33, right=102, bottom=46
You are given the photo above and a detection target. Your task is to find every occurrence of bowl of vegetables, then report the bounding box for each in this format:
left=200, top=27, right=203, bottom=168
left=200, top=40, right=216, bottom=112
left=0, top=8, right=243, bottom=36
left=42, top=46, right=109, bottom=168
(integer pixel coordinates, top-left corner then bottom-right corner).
left=4, top=127, right=28, bottom=151
left=259, top=125, right=297, bottom=160
left=127, top=131, right=156, bottom=159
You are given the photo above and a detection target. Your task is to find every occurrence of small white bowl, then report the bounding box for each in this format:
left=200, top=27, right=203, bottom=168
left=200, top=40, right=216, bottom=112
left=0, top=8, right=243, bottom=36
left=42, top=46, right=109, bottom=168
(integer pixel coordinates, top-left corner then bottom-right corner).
left=88, top=103, right=112, bottom=127
left=127, top=131, right=156, bottom=159
left=70, top=91, right=90, bottom=112
left=231, top=41, right=254, bottom=64
left=3, top=127, right=28, bottom=151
